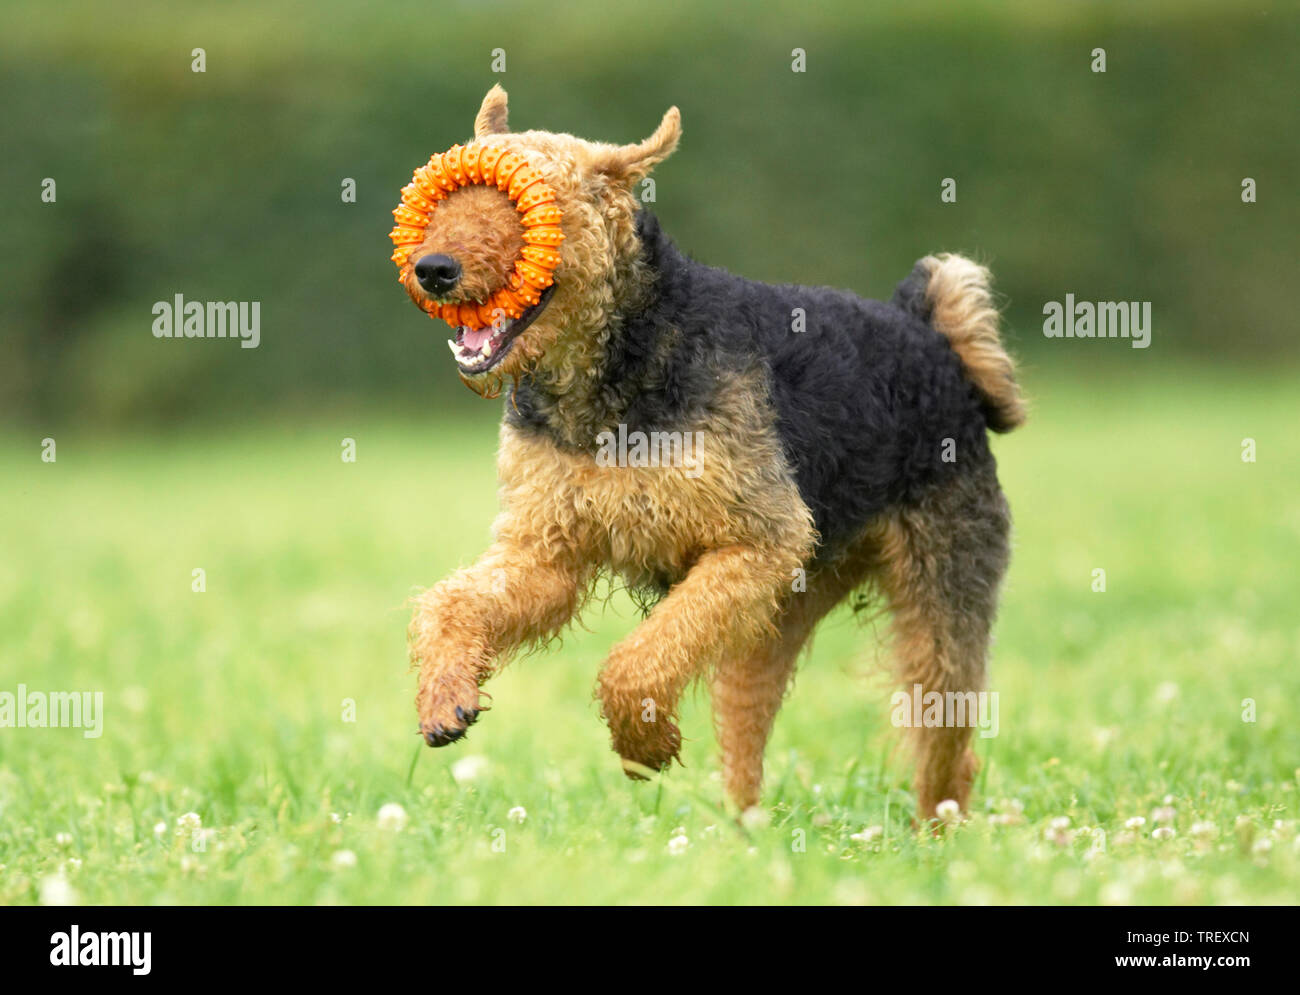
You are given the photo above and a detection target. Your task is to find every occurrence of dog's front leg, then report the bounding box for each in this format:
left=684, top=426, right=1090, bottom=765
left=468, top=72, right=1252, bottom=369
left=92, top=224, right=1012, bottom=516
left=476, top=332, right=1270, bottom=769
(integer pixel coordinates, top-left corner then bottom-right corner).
left=597, top=543, right=787, bottom=776
left=410, top=534, right=589, bottom=746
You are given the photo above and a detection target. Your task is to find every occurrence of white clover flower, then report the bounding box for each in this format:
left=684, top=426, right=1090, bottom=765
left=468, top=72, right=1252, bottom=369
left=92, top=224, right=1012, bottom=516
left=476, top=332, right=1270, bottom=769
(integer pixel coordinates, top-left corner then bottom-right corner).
left=1045, top=826, right=1074, bottom=846
left=1152, top=806, right=1176, bottom=825
left=330, top=849, right=358, bottom=869
left=176, top=812, right=202, bottom=832
left=936, top=799, right=961, bottom=823
left=152, top=821, right=168, bottom=836
left=850, top=825, right=884, bottom=843
left=1049, top=816, right=1071, bottom=831
left=1152, top=826, right=1176, bottom=840
left=1252, top=838, right=1273, bottom=855
left=451, top=755, right=490, bottom=784
left=991, top=800, right=1025, bottom=826
left=39, top=874, right=78, bottom=906
left=667, top=834, right=690, bottom=855
left=740, top=807, right=771, bottom=830
left=54, top=832, right=73, bottom=848
left=1125, top=816, right=1146, bottom=830
left=376, top=802, right=408, bottom=832
left=507, top=806, right=527, bottom=824
left=1190, top=821, right=1217, bottom=839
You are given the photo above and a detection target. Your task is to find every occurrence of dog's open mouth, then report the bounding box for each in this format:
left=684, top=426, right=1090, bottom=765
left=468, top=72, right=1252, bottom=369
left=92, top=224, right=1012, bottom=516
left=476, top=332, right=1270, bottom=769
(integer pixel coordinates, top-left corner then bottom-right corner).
left=445, top=285, right=556, bottom=375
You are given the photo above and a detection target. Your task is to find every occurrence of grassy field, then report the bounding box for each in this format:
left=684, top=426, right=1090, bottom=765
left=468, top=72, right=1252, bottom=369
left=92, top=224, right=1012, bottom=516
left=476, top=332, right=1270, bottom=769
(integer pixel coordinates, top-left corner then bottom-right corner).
left=2, top=364, right=1298, bottom=905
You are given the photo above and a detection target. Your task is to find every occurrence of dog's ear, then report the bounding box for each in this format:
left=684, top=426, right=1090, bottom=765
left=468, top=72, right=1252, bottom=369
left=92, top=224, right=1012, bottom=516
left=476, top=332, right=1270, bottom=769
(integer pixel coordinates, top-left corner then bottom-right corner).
left=599, top=106, right=681, bottom=185
left=474, top=84, right=510, bottom=137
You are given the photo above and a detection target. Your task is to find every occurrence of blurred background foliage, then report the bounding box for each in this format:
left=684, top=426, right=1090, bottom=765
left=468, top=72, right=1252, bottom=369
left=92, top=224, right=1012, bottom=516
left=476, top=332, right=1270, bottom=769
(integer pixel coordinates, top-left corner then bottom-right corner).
left=1, top=0, right=1295, bottom=427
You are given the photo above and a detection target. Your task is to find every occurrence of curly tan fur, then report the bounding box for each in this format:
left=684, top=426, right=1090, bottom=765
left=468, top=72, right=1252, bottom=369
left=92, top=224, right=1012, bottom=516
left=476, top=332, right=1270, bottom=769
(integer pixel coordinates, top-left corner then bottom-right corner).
left=411, top=367, right=816, bottom=765
left=402, top=107, right=679, bottom=394
left=711, top=538, right=880, bottom=808
left=920, top=253, right=1026, bottom=432
left=406, top=185, right=523, bottom=306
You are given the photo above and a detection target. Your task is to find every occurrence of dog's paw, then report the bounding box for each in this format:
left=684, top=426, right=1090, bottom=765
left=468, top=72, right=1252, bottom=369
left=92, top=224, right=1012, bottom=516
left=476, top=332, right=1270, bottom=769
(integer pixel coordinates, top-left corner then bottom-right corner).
left=417, top=676, right=483, bottom=747
left=610, top=718, right=682, bottom=778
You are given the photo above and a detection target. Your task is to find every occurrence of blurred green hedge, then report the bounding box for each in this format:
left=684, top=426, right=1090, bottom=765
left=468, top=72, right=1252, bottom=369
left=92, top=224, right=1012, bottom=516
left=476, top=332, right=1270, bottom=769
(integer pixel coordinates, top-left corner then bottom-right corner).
left=2, top=0, right=1295, bottom=425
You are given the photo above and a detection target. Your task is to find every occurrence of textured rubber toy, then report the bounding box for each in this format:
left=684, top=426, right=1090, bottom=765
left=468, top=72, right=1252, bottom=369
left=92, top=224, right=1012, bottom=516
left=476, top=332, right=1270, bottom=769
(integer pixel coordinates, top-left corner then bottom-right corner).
left=390, top=144, right=564, bottom=330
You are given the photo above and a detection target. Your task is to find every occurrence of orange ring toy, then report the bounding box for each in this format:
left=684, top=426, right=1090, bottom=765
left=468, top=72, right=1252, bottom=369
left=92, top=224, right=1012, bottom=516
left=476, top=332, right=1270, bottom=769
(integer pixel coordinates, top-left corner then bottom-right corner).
left=389, top=144, right=564, bottom=330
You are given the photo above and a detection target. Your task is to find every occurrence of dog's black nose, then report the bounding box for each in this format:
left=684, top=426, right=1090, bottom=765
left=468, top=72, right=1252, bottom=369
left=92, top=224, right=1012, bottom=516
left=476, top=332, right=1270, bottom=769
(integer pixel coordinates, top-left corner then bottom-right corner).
left=414, top=254, right=462, bottom=295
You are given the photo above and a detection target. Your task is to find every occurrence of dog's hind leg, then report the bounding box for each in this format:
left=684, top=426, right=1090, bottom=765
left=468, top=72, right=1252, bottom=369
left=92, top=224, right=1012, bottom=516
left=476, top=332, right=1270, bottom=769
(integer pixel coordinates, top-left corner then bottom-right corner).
left=875, top=466, right=1011, bottom=822
left=711, top=550, right=876, bottom=811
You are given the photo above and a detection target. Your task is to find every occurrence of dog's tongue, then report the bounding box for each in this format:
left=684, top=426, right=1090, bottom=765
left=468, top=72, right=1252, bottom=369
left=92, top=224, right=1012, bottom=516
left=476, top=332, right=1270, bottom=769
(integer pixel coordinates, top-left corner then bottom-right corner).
left=462, top=326, right=492, bottom=351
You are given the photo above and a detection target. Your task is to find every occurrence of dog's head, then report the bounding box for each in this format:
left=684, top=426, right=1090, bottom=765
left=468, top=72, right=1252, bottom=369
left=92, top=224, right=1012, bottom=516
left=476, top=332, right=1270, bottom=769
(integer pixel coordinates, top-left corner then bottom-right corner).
left=392, top=85, right=680, bottom=397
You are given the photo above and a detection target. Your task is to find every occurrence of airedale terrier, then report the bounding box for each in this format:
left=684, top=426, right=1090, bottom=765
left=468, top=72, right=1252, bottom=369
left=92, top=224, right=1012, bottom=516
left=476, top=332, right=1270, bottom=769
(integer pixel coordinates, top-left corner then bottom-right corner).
left=395, top=86, right=1025, bottom=819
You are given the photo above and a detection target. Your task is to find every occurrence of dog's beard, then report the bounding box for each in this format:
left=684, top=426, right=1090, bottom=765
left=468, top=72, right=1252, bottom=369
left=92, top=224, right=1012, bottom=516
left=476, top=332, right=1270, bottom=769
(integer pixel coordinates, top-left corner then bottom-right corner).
left=458, top=368, right=506, bottom=399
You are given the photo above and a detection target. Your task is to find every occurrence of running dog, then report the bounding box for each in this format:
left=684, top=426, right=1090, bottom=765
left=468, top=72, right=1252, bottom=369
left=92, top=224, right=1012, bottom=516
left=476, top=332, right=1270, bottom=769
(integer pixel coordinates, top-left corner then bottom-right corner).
left=395, top=86, right=1025, bottom=819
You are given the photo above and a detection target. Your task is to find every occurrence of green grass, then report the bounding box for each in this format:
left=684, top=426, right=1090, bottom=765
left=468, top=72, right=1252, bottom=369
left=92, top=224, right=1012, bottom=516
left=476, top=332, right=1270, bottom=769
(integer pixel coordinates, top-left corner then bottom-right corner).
left=2, top=364, right=1299, bottom=904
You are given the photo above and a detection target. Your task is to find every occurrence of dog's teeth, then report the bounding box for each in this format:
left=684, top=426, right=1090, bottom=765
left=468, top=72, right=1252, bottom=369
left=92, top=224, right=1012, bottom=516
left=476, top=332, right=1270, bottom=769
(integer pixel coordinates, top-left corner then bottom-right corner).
left=447, top=339, right=457, bottom=354
left=482, top=341, right=492, bottom=358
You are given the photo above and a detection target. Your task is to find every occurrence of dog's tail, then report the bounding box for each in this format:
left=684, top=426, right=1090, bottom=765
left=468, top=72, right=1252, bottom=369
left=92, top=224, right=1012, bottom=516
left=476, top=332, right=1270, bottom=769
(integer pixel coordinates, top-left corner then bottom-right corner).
left=893, top=254, right=1026, bottom=433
